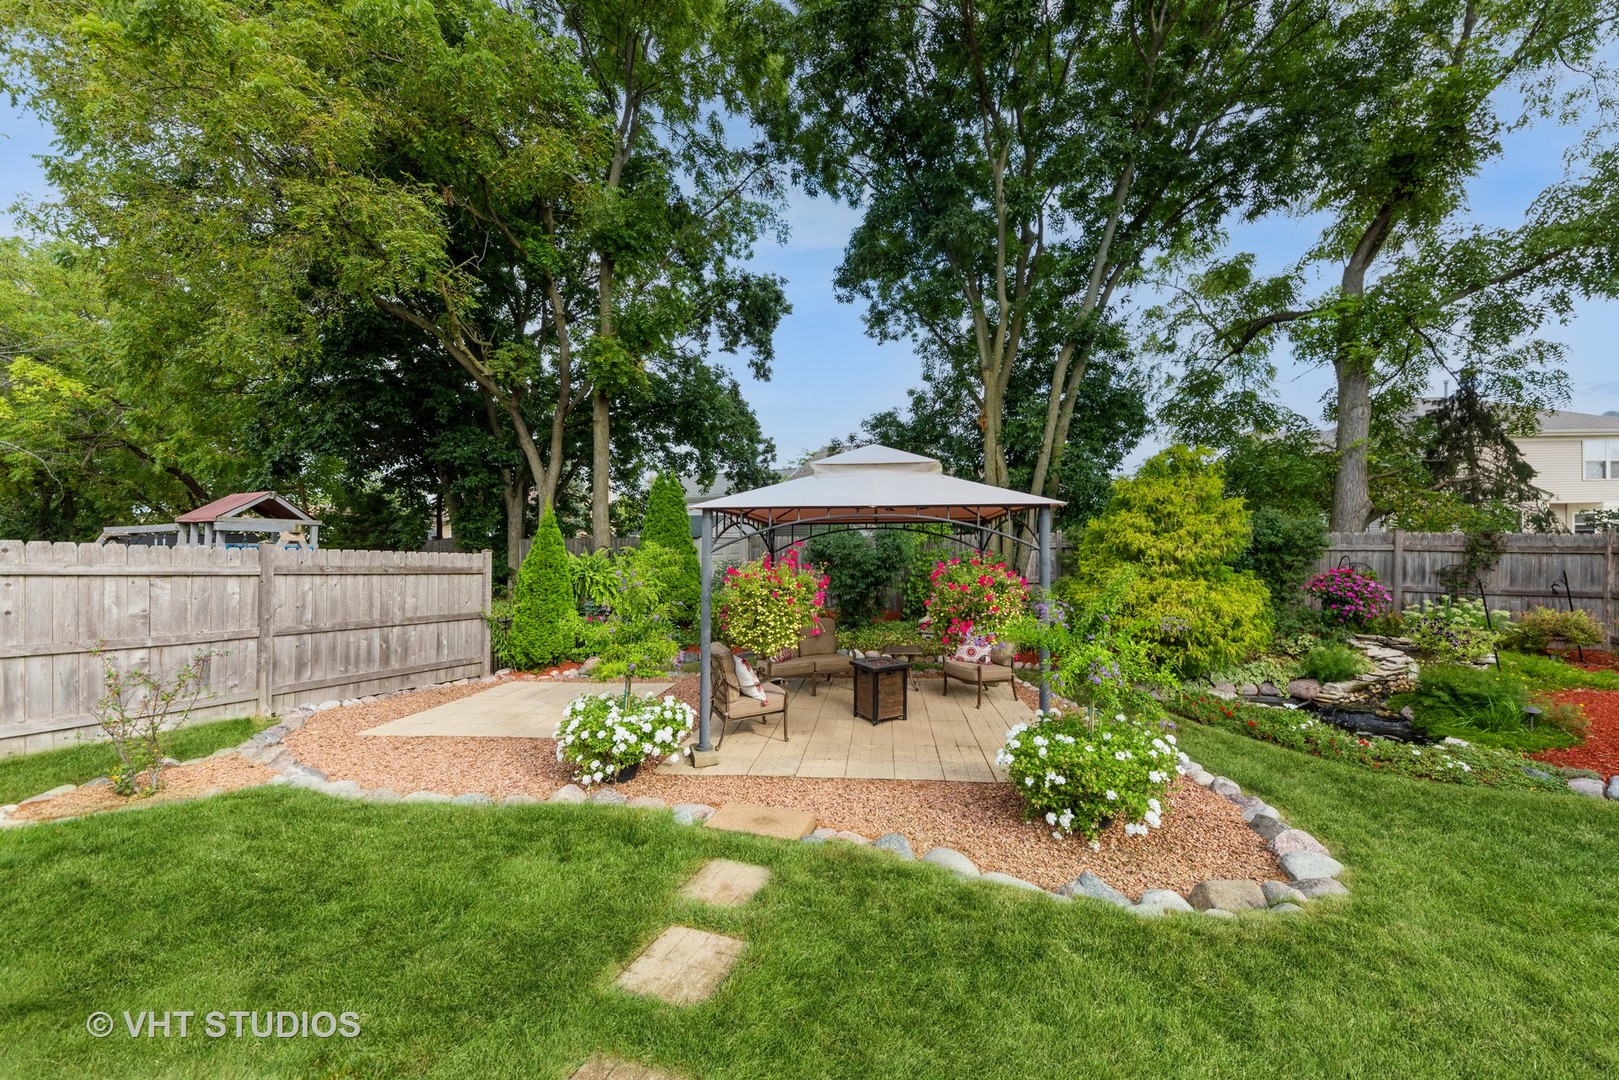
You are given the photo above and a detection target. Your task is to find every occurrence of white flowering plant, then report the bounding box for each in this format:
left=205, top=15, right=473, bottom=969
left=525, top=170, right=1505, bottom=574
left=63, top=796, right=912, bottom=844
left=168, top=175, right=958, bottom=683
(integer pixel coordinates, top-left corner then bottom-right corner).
left=555, top=691, right=695, bottom=786
left=995, top=710, right=1178, bottom=842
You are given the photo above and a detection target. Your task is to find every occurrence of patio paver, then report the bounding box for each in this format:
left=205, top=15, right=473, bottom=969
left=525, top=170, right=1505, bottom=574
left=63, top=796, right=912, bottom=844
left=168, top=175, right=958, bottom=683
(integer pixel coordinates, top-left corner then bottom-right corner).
left=615, top=925, right=747, bottom=1005
left=678, top=859, right=773, bottom=906
left=570, top=1055, right=683, bottom=1080
left=703, top=802, right=816, bottom=840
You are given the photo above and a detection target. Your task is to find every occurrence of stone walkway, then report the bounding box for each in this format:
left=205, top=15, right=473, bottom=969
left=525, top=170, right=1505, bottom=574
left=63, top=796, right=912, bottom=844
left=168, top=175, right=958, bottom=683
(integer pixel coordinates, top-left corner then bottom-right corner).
left=356, top=680, right=674, bottom=738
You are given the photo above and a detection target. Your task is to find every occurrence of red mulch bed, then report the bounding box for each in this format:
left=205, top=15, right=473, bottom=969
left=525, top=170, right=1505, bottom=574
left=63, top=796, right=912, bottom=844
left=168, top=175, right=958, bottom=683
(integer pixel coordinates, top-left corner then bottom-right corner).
left=1531, top=688, right=1619, bottom=776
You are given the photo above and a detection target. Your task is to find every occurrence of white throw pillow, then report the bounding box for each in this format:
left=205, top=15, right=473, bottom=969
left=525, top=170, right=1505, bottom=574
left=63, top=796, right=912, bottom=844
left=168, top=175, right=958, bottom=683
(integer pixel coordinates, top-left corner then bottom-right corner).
left=734, top=656, right=768, bottom=701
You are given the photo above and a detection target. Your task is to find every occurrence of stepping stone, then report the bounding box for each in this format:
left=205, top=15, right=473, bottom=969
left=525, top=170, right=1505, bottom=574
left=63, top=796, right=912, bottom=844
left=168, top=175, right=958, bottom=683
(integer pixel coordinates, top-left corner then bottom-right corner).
left=570, top=1055, right=683, bottom=1080
left=679, top=859, right=772, bottom=907
left=704, top=802, right=815, bottom=841
left=615, top=925, right=746, bottom=1005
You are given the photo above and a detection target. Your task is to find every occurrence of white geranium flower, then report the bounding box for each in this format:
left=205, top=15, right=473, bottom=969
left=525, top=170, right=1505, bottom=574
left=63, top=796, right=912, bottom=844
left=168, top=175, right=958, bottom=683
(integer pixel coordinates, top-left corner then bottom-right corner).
left=1045, top=812, right=1057, bottom=825
left=1105, top=789, right=1117, bottom=801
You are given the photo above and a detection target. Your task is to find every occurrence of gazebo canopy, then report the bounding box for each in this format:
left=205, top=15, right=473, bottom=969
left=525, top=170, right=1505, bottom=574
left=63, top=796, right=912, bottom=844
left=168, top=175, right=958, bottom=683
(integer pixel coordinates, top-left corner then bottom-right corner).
left=698, top=444, right=1063, bottom=528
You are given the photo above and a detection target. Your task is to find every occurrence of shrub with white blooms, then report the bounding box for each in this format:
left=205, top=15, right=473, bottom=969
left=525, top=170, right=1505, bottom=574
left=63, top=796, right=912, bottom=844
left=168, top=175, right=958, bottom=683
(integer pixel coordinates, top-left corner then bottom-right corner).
left=996, top=710, right=1178, bottom=842
left=556, top=692, right=695, bottom=786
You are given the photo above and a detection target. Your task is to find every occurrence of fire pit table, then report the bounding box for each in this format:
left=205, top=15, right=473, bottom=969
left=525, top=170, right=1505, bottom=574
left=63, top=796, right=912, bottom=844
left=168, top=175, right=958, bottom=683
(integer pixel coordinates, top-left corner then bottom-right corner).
left=851, top=656, right=911, bottom=725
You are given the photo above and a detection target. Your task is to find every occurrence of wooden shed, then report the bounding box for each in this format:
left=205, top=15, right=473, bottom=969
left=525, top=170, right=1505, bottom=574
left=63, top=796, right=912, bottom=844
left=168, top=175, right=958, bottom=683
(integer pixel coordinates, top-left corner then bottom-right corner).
left=99, top=491, right=322, bottom=549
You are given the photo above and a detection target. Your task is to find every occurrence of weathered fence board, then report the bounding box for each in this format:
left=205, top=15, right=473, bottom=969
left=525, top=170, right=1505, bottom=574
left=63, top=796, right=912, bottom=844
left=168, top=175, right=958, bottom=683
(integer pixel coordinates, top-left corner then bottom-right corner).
left=1320, top=531, right=1617, bottom=640
left=0, top=541, right=492, bottom=757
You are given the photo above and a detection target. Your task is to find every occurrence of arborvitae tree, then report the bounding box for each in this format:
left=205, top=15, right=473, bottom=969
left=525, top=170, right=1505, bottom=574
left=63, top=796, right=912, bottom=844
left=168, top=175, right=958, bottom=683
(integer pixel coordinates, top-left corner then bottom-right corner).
left=640, top=472, right=700, bottom=631
left=509, top=503, right=574, bottom=668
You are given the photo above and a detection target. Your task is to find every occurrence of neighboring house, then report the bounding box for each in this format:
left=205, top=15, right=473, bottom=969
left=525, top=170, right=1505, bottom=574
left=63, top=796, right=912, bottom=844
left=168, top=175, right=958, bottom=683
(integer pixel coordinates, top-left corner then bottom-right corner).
left=1515, top=410, right=1619, bottom=532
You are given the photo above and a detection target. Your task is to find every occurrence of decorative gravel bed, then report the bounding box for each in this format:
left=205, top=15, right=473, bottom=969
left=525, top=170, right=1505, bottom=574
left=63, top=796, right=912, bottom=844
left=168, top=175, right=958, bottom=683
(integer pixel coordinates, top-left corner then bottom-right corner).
left=7, top=673, right=1302, bottom=903
left=279, top=678, right=582, bottom=799
left=10, top=754, right=276, bottom=823
left=627, top=772, right=1278, bottom=895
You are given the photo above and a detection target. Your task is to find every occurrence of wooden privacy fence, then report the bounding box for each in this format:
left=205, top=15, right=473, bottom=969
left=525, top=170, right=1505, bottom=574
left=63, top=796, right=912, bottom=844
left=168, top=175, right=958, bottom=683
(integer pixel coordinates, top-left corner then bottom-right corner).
left=1319, top=532, right=1618, bottom=639
left=0, top=541, right=492, bottom=757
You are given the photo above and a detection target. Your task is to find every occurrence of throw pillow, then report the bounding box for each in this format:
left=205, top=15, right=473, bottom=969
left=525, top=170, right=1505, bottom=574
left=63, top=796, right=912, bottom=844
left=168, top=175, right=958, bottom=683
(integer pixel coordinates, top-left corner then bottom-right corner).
left=734, top=656, right=768, bottom=701
left=953, top=634, right=995, bottom=664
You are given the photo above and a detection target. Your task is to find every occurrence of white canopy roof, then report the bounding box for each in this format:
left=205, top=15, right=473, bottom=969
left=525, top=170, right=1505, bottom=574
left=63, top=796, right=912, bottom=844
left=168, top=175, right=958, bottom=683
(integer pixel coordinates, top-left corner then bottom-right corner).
left=697, top=444, right=1064, bottom=527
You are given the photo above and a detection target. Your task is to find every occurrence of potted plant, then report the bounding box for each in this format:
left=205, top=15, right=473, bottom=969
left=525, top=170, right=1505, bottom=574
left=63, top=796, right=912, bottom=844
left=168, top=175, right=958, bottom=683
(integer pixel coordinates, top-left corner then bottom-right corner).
left=717, top=546, right=829, bottom=660
left=555, top=688, right=695, bottom=786
left=923, top=554, right=1029, bottom=648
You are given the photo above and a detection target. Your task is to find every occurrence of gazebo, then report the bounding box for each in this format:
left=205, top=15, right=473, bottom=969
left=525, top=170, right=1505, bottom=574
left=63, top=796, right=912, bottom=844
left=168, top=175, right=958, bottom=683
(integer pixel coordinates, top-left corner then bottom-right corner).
left=693, top=445, right=1064, bottom=757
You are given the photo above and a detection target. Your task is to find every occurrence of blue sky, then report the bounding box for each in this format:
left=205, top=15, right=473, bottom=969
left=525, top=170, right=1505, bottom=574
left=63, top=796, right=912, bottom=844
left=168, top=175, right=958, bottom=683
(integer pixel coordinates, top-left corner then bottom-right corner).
left=5, top=92, right=1615, bottom=470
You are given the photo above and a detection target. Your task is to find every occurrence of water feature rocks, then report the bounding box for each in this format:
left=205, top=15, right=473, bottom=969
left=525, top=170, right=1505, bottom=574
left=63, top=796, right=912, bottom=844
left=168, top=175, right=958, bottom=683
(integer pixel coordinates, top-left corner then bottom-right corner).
left=1287, top=678, right=1322, bottom=701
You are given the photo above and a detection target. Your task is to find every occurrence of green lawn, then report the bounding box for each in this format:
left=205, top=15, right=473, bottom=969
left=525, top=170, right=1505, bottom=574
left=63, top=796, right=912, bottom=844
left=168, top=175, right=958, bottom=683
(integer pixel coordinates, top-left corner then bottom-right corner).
left=1, top=726, right=1616, bottom=1077
left=0, top=717, right=271, bottom=806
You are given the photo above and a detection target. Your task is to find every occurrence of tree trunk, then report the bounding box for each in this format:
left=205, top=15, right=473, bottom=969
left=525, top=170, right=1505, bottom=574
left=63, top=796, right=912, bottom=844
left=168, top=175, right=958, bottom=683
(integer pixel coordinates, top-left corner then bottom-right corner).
left=591, top=387, right=611, bottom=548
left=1332, top=359, right=1373, bottom=531
left=503, top=467, right=528, bottom=586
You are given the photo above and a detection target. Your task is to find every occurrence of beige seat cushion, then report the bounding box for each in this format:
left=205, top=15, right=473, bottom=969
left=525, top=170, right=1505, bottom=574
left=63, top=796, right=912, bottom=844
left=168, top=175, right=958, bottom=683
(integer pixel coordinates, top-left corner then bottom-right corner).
left=812, top=654, right=852, bottom=674
left=725, top=687, right=786, bottom=719
left=769, top=655, right=820, bottom=678
left=942, top=657, right=1014, bottom=683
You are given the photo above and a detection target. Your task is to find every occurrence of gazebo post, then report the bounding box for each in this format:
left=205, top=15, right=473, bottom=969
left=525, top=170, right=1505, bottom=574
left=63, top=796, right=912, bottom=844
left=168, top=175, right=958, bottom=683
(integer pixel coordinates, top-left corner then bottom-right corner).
left=697, top=508, right=715, bottom=752
left=1038, top=506, right=1052, bottom=714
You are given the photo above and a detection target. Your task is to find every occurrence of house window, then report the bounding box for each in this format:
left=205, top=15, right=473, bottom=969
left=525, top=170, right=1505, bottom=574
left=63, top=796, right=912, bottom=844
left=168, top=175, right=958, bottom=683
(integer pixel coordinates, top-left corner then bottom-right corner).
left=1584, top=439, right=1619, bottom=480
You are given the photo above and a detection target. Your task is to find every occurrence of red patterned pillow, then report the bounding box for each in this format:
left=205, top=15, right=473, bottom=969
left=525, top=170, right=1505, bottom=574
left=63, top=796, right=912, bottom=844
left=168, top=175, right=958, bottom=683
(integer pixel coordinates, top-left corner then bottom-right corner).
left=952, top=634, right=995, bottom=664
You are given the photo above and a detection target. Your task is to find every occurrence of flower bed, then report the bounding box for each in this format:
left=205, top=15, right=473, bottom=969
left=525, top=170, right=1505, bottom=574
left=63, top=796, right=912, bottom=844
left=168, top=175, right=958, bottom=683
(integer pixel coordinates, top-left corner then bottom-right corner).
left=1169, top=691, right=1589, bottom=793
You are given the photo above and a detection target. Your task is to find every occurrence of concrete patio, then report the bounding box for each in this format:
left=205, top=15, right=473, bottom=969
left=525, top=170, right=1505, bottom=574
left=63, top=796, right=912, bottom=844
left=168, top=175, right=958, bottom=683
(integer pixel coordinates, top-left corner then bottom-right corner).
left=352, top=674, right=1031, bottom=781
left=357, top=680, right=674, bottom=738
left=661, top=675, right=1028, bottom=782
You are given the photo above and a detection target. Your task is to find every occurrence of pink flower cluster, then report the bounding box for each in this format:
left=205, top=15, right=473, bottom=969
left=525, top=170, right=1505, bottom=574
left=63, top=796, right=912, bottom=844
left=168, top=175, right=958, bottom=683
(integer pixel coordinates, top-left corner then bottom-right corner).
left=925, top=555, right=1029, bottom=647
left=1304, top=567, right=1392, bottom=626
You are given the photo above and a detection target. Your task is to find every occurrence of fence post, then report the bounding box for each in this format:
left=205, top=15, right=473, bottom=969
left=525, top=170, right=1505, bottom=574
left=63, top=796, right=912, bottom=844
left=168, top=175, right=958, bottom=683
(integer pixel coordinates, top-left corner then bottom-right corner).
left=1391, top=530, right=1405, bottom=611
left=256, top=548, right=275, bottom=715
left=480, top=548, right=493, bottom=675
left=1607, top=530, right=1616, bottom=646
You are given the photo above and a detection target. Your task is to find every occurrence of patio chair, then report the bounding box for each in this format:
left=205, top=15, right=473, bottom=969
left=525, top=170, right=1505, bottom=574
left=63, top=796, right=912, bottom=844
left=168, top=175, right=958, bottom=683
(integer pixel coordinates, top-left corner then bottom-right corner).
left=709, top=642, right=790, bottom=748
left=763, top=618, right=851, bottom=696
left=941, top=643, right=1016, bottom=708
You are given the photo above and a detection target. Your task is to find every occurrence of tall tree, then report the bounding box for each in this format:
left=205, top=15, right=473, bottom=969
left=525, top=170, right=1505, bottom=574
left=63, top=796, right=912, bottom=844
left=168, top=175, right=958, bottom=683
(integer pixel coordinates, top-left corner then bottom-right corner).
left=2, top=0, right=608, bottom=525
left=1158, top=0, right=1619, bottom=530
left=768, top=0, right=1330, bottom=501
left=525, top=0, right=793, bottom=542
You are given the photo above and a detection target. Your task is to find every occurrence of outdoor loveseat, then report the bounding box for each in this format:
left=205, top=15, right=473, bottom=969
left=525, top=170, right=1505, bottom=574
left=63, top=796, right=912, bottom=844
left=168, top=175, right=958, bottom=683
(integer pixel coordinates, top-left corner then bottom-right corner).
left=763, top=618, right=851, bottom=695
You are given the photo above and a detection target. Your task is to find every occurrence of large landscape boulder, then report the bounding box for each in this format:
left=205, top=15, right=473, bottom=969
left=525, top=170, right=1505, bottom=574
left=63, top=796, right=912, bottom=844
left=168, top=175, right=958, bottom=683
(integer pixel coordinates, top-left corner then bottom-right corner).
left=1187, top=879, right=1267, bottom=913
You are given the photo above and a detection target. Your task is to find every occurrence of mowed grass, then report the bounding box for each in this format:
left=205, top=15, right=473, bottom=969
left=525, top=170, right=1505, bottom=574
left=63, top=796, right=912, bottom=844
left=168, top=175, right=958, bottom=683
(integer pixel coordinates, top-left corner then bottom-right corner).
left=0, top=717, right=271, bottom=806
left=0, top=726, right=1615, bottom=1078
